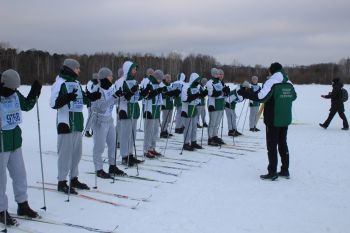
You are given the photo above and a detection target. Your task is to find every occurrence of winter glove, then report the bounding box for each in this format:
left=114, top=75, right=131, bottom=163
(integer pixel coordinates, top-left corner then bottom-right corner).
left=200, top=89, right=208, bottom=98
left=225, top=102, right=230, bottom=108
left=187, top=93, right=200, bottom=102
left=67, top=89, right=78, bottom=101
left=156, top=87, right=163, bottom=94
left=175, top=89, right=182, bottom=96
left=131, top=84, right=139, bottom=93
left=54, top=88, right=78, bottom=109
left=162, top=86, right=168, bottom=93
left=113, top=88, right=123, bottom=98
left=236, top=88, right=246, bottom=97
left=27, top=80, right=42, bottom=100
left=87, top=89, right=101, bottom=101
left=222, top=86, right=230, bottom=96
left=211, top=89, right=222, bottom=97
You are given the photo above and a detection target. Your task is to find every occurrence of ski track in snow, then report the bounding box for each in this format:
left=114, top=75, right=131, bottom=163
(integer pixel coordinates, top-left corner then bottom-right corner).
left=3, top=85, right=349, bottom=233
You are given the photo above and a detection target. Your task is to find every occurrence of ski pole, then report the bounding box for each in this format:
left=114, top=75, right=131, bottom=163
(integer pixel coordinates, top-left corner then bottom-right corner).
left=163, top=107, right=176, bottom=156
left=219, top=110, right=224, bottom=149
left=36, top=97, right=47, bottom=210
left=1, top=129, right=7, bottom=232
left=200, top=107, right=205, bottom=147
left=82, top=110, right=94, bottom=137
left=137, top=107, right=144, bottom=132
left=241, top=101, right=250, bottom=133
left=112, top=97, right=121, bottom=184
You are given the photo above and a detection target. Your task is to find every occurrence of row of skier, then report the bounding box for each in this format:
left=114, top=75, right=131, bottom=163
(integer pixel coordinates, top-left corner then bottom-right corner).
left=82, top=62, right=262, bottom=172
left=0, top=58, right=264, bottom=226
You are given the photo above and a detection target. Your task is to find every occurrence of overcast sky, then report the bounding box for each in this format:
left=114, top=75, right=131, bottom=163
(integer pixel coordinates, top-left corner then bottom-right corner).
left=1, top=0, right=349, bottom=66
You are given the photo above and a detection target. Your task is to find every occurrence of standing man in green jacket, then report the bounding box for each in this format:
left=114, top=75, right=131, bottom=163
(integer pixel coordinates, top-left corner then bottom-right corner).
left=50, top=59, right=100, bottom=194
left=0, top=69, right=41, bottom=225
left=238, top=62, right=297, bottom=180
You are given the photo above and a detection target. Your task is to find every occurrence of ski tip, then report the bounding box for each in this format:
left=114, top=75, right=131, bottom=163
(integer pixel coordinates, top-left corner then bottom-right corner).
left=131, top=202, right=140, bottom=210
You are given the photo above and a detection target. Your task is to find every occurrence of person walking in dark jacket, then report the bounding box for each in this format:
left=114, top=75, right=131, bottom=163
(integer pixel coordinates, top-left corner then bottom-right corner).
left=319, top=78, right=349, bottom=130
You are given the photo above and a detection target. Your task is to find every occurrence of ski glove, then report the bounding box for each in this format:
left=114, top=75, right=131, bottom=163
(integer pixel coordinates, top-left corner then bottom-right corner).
left=222, top=86, right=230, bottom=96
left=27, top=80, right=42, bottom=100
left=67, top=89, right=78, bottom=101
left=113, top=88, right=123, bottom=98
left=211, top=89, right=222, bottom=97
left=200, top=89, right=208, bottom=98
left=131, top=84, right=139, bottom=93
left=87, top=89, right=101, bottom=101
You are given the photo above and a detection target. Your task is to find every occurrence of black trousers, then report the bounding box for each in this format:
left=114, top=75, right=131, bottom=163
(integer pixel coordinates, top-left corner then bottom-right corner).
left=265, top=125, right=289, bottom=174
left=323, top=109, right=349, bottom=128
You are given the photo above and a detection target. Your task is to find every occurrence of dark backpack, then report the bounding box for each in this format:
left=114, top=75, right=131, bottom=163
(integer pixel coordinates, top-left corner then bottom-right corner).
left=342, top=88, right=348, bottom=102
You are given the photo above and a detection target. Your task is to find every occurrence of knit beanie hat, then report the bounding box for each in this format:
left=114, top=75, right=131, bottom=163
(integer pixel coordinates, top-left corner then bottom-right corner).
left=153, top=70, right=164, bottom=82
left=146, top=68, right=154, bottom=76
left=269, top=62, right=282, bottom=75
left=251, top=76, right=259, bottom=82
left=211, top=68, right=218, bottom=77
left=98, top=67, right=113, bottom=80
left=217, top=69, right=224, bottom=75
left=201, top=78, right=208, bottom=86
left=63, top=58, right=80, bottom=71
left=1, top=69, right=21, bottom=89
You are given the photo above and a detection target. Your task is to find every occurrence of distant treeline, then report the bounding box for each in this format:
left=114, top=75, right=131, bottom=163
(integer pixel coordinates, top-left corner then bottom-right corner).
left=0, top=46, right=349, bottom=85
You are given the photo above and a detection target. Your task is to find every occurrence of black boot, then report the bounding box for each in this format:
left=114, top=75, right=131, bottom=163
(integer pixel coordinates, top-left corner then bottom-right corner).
left=130, top=154, right=144, bottom=164
left=260, top=173, right=278, bottom=181
left=84, top=131, right=92, bottom=137
left=249, top=128, right=255, bottom=132
left=160, top=131, right=170, bottom=138
left=228, top=130, right=234, bottom=136
left=203, top=122, right=208, bottom=128
left=96, top=169, right=111, bottom=179
left=213, top=136, right=225, bottom=145
left=183, top=143, right=194, bottom=151
left=319, top=123, right=327, bottom=129
left=0, top=211, right=17, bottom=226
left=70, top=177, right=90, bottom=190
left=17, top=201, right=39, bottom=218
left=208, top=137, right=220, bottom=146
left=254, top=127, right=260, bottom=132
left=197, top=123, right=202, bottom=128
left=191, top=141, right=203, bottom=149
left=277, top=170, right=290, bottom=179
left=109, top=165, right=127, bottom=176
left=57, top=180, right=78, bottom=194
left=122, top=156, right=135, bottom=167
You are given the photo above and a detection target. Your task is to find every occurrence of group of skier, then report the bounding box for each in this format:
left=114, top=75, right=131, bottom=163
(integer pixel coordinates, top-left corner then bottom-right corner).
left=1, top=60, right=299, bottom=227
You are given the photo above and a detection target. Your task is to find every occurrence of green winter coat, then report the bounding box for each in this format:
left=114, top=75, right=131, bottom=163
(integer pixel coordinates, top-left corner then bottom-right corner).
left=0, top=91, right=36, bottom=152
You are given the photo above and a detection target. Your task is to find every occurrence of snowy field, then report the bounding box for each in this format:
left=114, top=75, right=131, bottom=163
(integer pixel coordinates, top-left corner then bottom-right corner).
left=3, top=84, right=350, bottom=233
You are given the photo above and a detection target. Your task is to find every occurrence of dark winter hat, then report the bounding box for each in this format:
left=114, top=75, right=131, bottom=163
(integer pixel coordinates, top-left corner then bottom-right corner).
left=63, top=58, right=80, bottom=71
left=1, top=69, right=21, bottom=89
left=201, top=78, right=208, bottom=86
left=332, top=77, right=340, bottom=83
left=268, top=62, right=282, bottom=74
left=153, top=70, right=164, bottom=82
left=98, top=67, right=113, bottom=80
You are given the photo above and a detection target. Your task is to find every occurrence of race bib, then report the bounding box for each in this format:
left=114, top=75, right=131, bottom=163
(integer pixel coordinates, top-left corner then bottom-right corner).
left=0, top=94, right=22, bottom=130
left=190, top=88, right=200, bottom=105
left=65, top=82, right=83, bottom=112
left=102, top=86, right=116, bottom=115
